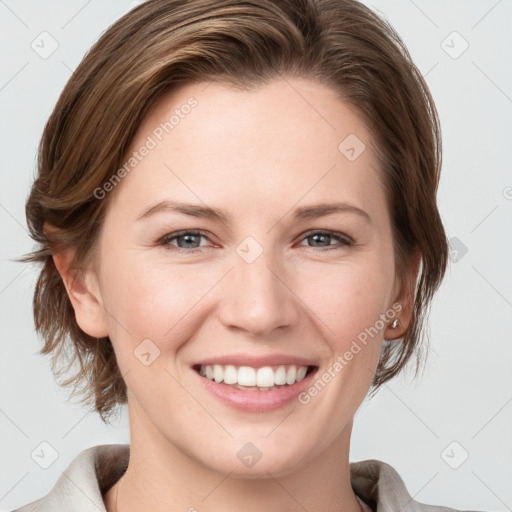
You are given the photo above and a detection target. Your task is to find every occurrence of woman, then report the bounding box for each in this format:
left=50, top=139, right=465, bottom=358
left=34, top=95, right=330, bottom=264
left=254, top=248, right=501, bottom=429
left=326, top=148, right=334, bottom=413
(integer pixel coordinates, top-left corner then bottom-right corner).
left=14, top=0, right=473, bottom=510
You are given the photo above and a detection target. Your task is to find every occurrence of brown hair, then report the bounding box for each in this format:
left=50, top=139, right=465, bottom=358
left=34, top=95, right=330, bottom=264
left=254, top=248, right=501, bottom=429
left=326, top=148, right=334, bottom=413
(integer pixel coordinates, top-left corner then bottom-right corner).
left=21, top=0, right=448, bottom=423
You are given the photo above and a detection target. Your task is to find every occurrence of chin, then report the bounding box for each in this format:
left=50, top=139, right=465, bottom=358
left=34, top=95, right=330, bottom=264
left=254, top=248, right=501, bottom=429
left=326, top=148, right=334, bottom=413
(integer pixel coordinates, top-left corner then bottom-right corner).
left=196, top=439, right=308, bottom=479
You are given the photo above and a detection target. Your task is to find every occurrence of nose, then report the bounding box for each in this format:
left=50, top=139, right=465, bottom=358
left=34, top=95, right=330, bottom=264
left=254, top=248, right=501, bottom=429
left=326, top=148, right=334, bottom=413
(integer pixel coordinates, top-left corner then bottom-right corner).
left=217, top=248, right=300, bottom=337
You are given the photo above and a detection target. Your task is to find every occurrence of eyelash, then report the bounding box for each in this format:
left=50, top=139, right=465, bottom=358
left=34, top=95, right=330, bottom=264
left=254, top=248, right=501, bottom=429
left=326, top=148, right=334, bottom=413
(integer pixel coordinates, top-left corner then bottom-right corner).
left=159, top=229, right=354, bottom=253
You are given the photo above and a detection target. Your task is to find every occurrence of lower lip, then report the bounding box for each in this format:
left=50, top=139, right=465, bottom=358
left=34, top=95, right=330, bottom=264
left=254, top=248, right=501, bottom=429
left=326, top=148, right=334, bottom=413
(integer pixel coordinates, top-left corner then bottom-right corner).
left=193, top=367, right=318, bottom=412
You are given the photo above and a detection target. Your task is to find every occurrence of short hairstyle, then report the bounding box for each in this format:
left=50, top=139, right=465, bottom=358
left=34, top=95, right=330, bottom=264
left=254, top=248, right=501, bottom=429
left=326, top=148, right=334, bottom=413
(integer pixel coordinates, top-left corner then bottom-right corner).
left=21, top=0, right=448, bottom=423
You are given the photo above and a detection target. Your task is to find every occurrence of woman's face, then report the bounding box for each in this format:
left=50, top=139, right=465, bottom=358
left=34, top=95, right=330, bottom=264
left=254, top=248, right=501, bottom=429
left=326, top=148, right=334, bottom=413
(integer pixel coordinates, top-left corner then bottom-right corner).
left=80, top=78, right=407, bottom=476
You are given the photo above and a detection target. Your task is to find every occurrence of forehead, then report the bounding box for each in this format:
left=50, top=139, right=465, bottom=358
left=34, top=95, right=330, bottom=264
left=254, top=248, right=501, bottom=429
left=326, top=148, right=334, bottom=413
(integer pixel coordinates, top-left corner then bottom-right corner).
left=106, top=77, right=385, bottom=221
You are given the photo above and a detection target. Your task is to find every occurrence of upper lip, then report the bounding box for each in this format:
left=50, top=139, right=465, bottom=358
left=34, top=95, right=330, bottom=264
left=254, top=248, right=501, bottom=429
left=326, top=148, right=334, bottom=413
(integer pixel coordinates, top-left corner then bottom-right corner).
left=193, top=354, right=318, bottom=368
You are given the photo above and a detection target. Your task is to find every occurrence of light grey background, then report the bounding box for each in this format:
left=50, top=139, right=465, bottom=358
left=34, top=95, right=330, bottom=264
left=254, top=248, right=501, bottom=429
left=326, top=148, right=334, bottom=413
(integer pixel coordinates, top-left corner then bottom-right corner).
left=1, top=1, right=511, bottom=510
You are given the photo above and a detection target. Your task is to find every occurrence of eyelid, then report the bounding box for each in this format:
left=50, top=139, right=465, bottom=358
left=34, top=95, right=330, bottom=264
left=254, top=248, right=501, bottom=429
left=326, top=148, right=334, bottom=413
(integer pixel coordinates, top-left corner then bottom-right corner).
left=160, top=229, right=213, bottom=249
left=298, top=229, right=354, bottom=246
left=159, top=228, right=354, bottom=252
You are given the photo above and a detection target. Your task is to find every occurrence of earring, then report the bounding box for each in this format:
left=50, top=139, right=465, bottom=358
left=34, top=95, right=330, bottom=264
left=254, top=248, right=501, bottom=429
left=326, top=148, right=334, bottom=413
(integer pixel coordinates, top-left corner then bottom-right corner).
left=390, top=318, right=401, bottom=329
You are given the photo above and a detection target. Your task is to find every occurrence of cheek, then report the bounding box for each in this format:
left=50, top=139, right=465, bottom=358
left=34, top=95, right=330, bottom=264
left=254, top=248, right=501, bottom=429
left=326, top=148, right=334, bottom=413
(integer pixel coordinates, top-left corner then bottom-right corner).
left=99, top=251, right=215, bottom=351
left=295, top=255, right=395, bottom=345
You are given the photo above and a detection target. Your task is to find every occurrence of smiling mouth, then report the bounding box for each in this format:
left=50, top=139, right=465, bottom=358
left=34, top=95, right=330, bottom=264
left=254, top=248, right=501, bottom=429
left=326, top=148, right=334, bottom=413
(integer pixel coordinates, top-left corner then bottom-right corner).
left=192, top=364, right=318, bottom=391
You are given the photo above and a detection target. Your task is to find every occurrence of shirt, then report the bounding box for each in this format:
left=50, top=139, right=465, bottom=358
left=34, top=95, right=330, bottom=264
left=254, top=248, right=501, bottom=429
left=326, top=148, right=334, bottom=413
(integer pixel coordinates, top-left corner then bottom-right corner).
left=11, top=443, right=475, bottom=512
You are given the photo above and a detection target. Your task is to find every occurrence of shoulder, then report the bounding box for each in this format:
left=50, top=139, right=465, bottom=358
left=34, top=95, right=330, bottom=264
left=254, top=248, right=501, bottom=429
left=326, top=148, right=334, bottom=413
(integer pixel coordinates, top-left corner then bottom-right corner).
left=350, top=458, right=479, bottom=512
left=11, top=444, right=129, bottom=512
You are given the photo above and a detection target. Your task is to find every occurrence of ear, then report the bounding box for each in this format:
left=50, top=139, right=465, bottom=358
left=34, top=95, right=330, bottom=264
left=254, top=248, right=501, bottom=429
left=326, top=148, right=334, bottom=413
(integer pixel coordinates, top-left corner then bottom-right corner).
left=52, top=248, right=109, bottom=338
left=383, top=249, right=421, bottom=340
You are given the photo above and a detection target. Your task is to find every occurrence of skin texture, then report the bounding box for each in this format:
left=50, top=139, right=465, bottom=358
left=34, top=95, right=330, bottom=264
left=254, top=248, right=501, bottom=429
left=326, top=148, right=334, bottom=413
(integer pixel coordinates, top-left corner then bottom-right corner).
left=54, top=78, right=416, bottom=512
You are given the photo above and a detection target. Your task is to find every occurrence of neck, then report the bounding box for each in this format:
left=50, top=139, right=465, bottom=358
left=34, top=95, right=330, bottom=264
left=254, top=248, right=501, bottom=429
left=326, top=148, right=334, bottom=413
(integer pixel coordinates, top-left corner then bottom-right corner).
left=105, top=400, right=362, bottom=512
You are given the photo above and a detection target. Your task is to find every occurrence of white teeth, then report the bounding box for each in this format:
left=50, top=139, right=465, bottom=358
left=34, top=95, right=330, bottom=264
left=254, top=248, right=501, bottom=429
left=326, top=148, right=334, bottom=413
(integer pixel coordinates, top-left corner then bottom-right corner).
left=286, top=365, right=297, bottom=385
left=238, top=366, right=256, bottom=386
left=256, top=367, right=274, bottom=387
left=274, top=366, right=287, bottom=385
left=198, top=364, right=311, bottom=388
left=223, top=365, right=238, bottom=384
left=213, top=364, right=223, bottom=383
left=296, top=366, right=307, bottom=381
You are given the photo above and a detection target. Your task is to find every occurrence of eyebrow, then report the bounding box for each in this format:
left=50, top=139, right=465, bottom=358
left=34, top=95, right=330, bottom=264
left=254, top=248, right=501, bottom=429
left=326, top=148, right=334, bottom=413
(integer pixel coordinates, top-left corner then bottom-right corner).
left=136, top=200, right=372, bottom=224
